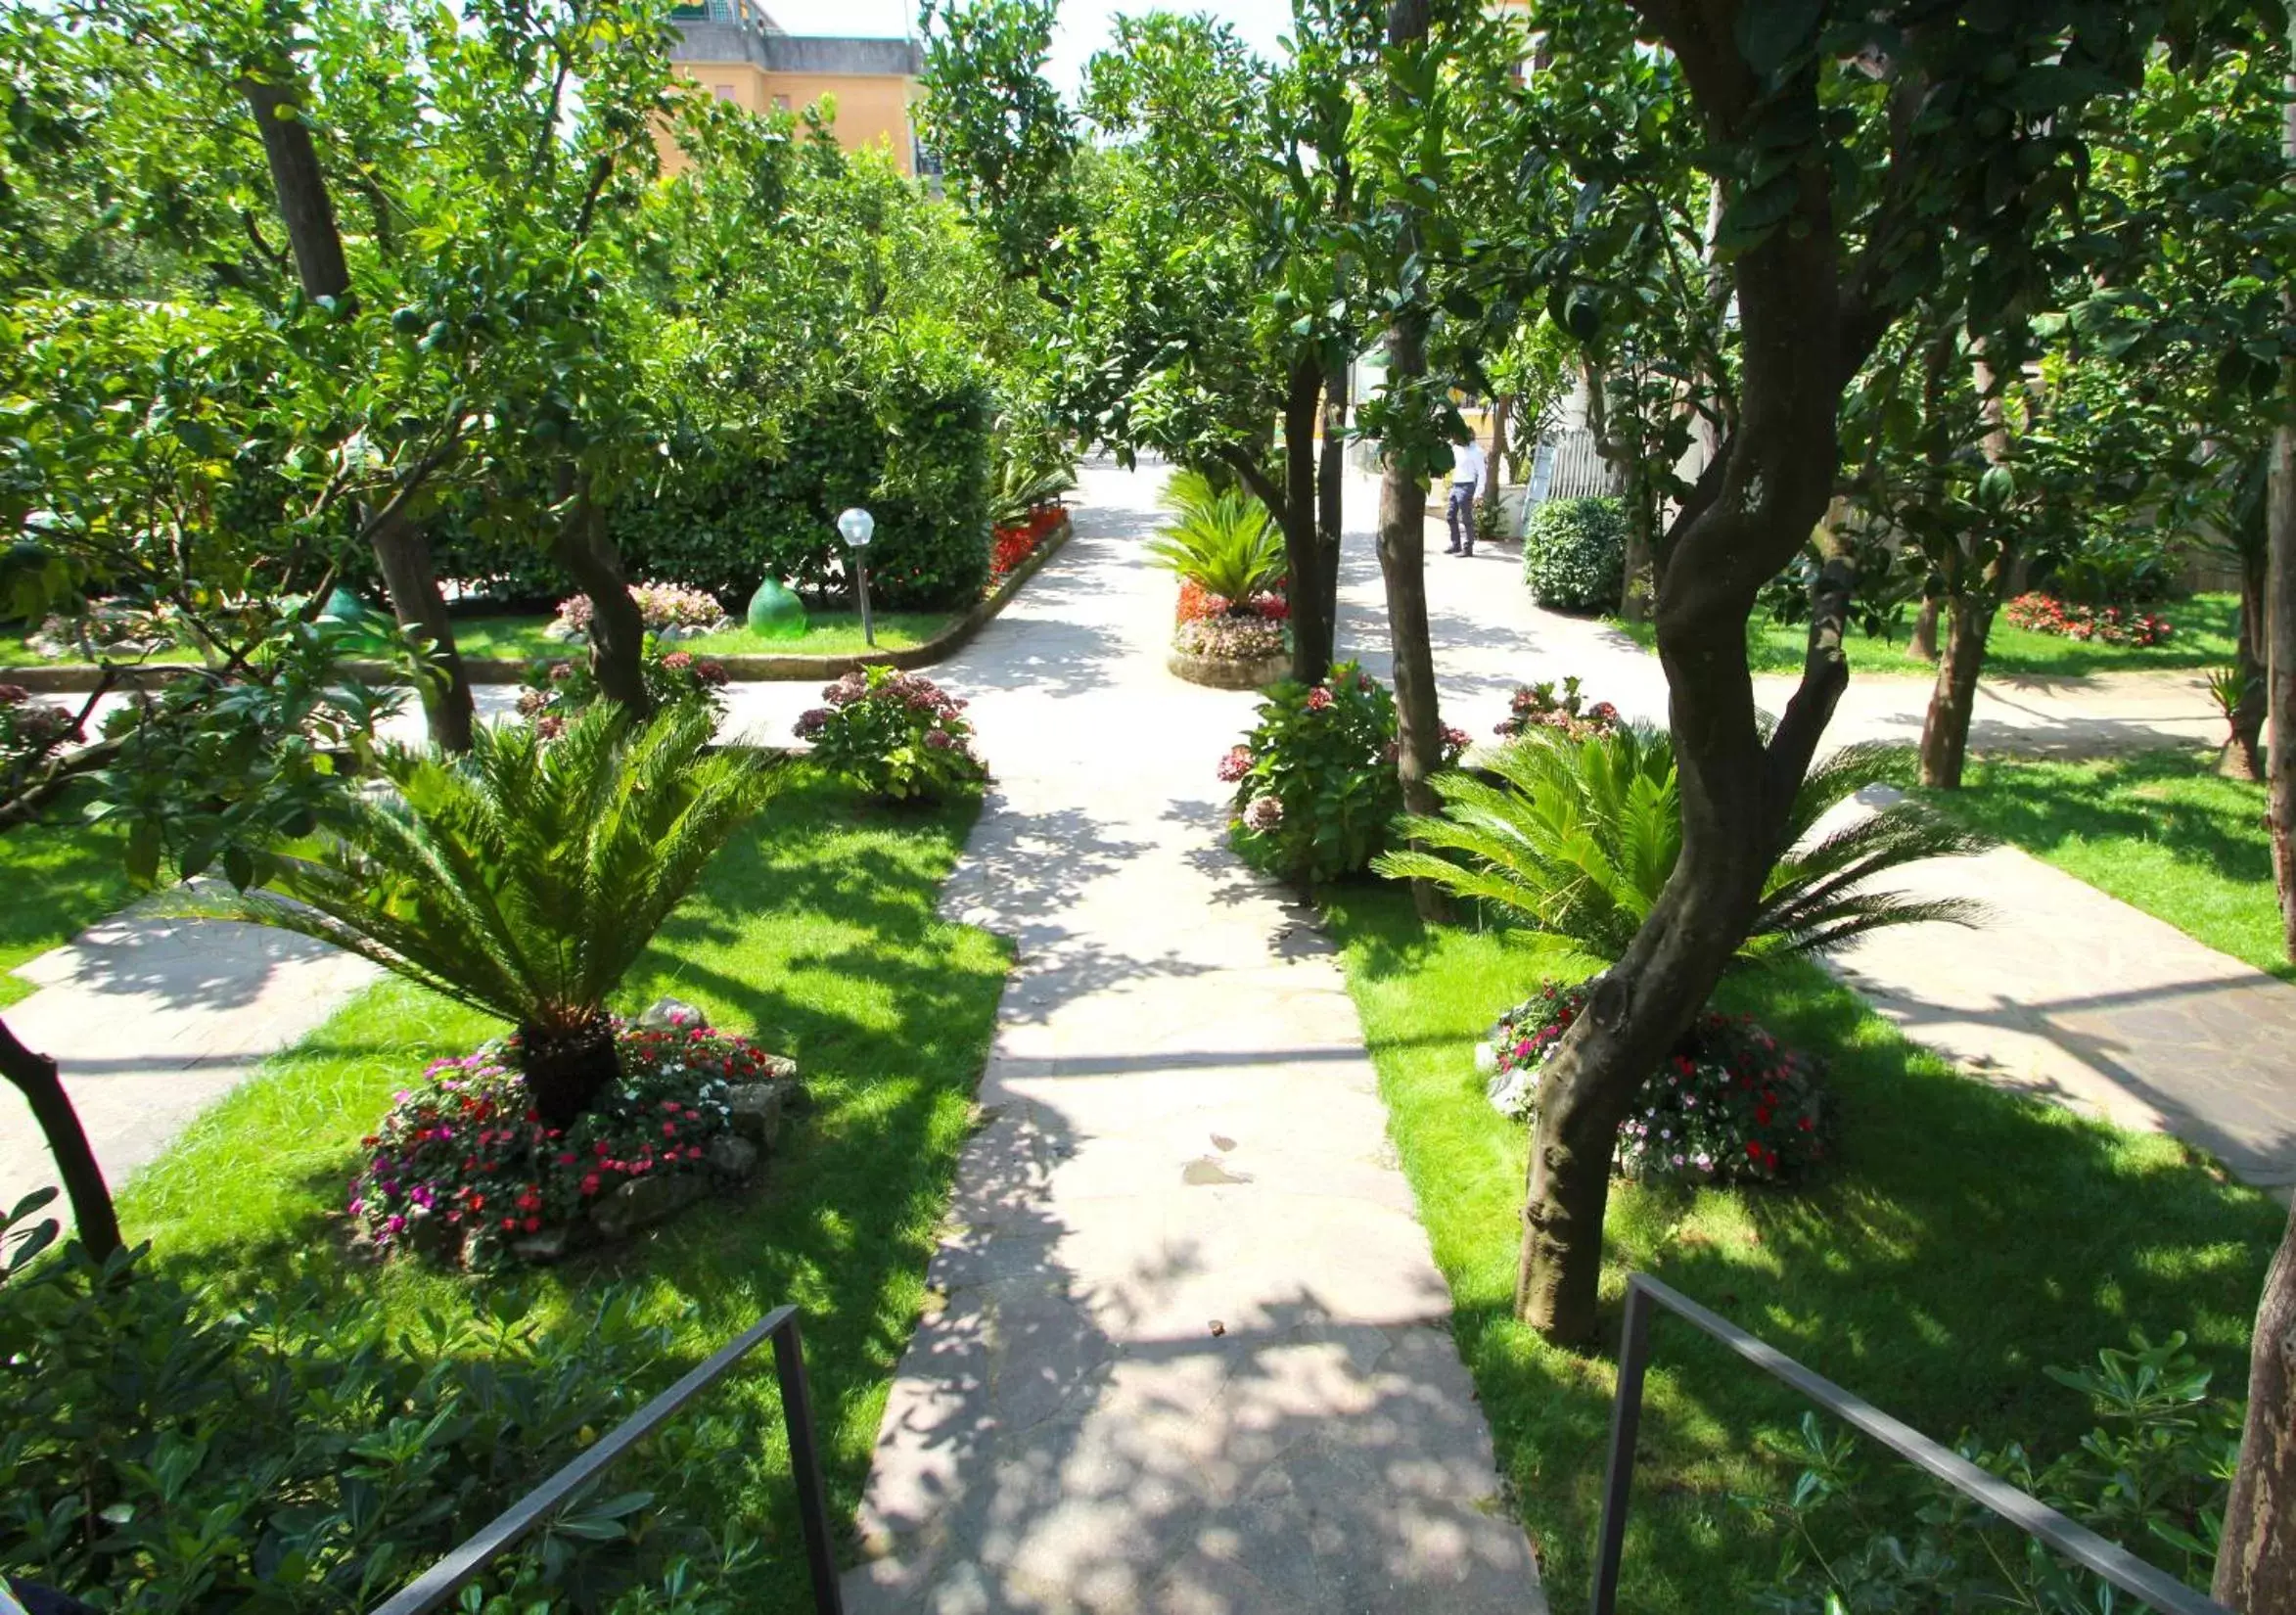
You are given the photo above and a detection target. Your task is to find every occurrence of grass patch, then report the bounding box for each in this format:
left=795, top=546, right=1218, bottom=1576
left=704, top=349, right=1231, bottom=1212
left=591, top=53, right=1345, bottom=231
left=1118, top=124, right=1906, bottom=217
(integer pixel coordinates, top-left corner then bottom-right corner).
left=448, top=611, right=956, bottom=663
left=1320, top=884, right=2280, bottom=1614
left=0, top=785, right=138, bottom=1006
left=1605, top=592, right=2240, bottom=679
left=2, top=610, right=956, bottom=668
left=1916, top=748, right=2289, bottom=983
left=116, top=765, right=1010, bottom=1609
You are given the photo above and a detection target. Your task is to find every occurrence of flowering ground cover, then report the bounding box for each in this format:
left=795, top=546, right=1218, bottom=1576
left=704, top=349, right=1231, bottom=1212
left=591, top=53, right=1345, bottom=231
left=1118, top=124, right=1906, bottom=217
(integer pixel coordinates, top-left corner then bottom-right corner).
left=110, top=764, right=1010, bottom=1613
left=1318, top=884, right=2282, bottom=1615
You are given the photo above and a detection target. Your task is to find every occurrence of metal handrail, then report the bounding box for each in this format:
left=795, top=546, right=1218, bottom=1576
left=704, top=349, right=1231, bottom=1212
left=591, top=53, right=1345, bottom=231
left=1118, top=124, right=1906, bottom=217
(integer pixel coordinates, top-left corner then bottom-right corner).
left=1592, top=1273, right=2229, bottom=1615
left=368, top=1305, right=844, bottom=1615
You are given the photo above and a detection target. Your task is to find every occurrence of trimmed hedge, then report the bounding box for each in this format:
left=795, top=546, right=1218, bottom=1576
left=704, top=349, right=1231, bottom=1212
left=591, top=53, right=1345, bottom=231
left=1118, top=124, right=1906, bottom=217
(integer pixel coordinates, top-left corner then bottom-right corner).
left=362, top=351, right=993, bottom=614
left=1522, top=495, right=1626, bottom=613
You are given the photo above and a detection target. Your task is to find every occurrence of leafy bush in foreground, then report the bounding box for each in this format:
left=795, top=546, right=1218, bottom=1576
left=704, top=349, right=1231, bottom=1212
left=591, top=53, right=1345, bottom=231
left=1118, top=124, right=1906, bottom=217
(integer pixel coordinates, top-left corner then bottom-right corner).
left=795, top=666, right=987, bottom=802
left=0, top=1247, right=759, bottom=1613
left=1748, top=1331, right=2235, bottom=1613
left=1220, top=663, right=1468, bottom=886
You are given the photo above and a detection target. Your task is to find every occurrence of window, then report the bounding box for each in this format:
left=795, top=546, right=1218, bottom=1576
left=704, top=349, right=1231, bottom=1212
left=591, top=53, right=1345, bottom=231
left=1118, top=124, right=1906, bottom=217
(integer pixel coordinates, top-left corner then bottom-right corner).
left=772, top=93, right=791, bottom=110
left=712, top=82, right=738, bottom=102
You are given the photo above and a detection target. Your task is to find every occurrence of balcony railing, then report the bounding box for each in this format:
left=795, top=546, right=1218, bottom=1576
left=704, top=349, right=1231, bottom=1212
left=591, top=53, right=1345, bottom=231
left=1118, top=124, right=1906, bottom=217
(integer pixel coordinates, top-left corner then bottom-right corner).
left=1592, top=1272, right=2229, bottom=1615
left=367, top=1306, right=844, bottom=1615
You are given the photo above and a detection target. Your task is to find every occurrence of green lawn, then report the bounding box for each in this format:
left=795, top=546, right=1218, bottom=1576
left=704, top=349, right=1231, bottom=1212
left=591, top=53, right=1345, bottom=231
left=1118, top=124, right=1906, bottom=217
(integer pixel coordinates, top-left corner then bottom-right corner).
left=5, top=610, right=956, bottom=668
left=449, top=610, right=956, bottom=663
left=1321, top=885, right=2281, bottom=1614
left=1916, top=748, right=2290, bottom=983
left=117, top=766, right=1010, bottom=1609
left=0, top=787, right=138, bottom=1007
left=1606, top=592, right=2241, bottom=679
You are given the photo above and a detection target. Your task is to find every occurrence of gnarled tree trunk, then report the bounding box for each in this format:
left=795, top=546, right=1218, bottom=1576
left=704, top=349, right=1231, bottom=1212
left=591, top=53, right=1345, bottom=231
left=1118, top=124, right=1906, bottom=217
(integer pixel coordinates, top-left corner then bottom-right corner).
left=551, top=471, right=651, bottom=715
left=0, top=1018, right=120, bottom=1258
left=2215, top=1197, right=2296, bottom=1611
left=240, top=68, right=476, bottom=754
left=1372, top=0, right=1449, bottom=924
left=1515, top=112, right=1856, bottom=1344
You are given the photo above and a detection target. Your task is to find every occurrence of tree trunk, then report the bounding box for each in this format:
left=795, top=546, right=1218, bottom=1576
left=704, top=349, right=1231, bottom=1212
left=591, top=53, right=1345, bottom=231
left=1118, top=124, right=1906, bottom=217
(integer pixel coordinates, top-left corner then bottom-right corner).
left=2216, top=1196, right=2296, bottom=1611
left=1318, top=358, right=1350, bottom=647
left=0, top=1018, right=121, bottom=1258
left=369, top=508, right=476, bottom=753
left=240, top=68, right=477, bottom=753
left=551, top=472, right=651, bottom=715
left=1283, top=358, right=1334, bottom=684
left=1374, top=0, right=1448, bottom=924
left=1484, top=394, right=1509, bottom=507
left=1514, top=101, right=1857, bottom=1341
left=519, top=1015, right=623, bottom=1130
left=2272, top=3, right=2296, bottom=961
left=1909, top=596, right=1940, bottom=662
left=1917, top=592, right=1995, bottom=790
left=2225, top=541, right=2268, bottom=781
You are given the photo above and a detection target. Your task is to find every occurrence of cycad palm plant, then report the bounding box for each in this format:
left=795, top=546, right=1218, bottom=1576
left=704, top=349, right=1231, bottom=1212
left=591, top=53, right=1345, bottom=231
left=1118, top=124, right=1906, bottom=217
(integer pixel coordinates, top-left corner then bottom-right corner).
left=182, top=702, right=782, bottom=1125
left=1147, top=471, right=1284, bottom=607
left=1373, top=724, right=1986, bottom=963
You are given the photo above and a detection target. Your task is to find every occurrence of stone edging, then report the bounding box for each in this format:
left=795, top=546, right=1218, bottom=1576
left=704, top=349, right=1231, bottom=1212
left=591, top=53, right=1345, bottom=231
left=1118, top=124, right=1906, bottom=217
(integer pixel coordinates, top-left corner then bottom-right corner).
left=1165, top=645, right=1292, bottom=691
left=5, top=514, right=1077, bottom=693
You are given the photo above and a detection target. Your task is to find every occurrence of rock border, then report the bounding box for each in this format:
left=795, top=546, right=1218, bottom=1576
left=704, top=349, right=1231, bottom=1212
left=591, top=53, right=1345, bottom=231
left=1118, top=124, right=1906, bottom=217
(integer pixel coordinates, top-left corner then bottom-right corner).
left=1165, top=645, right=1292, bottom=691
left=5, top=514, right=1076, bottom=694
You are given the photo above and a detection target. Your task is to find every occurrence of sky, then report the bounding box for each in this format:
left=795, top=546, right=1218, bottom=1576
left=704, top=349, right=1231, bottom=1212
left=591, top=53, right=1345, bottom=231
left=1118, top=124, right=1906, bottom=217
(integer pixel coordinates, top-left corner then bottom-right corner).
left=756, top=0, right=1298, bottom=98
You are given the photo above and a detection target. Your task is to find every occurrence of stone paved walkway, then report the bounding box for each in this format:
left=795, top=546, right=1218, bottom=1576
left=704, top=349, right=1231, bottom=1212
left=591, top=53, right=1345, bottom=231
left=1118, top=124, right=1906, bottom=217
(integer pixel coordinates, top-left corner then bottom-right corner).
left=843, top=462, right=1539, bottom=1613
left=0, top=903, right=377, bottom=1221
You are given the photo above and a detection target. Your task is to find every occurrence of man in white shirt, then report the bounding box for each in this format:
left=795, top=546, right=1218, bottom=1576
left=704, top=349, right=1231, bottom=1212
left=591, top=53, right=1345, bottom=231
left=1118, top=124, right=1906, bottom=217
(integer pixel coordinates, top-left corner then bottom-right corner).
left=1446, top=438, right=1488, bottom=556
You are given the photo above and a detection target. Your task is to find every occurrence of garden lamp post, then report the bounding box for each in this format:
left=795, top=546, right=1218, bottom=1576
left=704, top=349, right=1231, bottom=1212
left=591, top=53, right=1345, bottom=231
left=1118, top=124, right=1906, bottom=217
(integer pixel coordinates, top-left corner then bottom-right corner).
left=838, top=506, right=876, bottom=648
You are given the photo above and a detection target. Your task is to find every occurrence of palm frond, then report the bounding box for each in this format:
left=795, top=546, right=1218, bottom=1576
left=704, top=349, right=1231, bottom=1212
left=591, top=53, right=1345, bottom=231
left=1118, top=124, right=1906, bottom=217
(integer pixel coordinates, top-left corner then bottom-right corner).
left=1379, top=720, right=1988, bottom=967
left=169, top=701, right=783, bottom=1036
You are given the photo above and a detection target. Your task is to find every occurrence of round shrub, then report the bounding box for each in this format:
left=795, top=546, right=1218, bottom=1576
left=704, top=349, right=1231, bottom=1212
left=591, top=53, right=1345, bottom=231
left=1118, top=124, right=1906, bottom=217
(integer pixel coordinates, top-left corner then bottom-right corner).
left=1219, top=662, right=1469, bottom=886
left=794, top=665, right=987, bottom=802
left=1522, top=496, right=1627, bottom=613
left=350, top=1019, right=789, bottom=1268
left=1482, top=979, right=1833, bottom=1186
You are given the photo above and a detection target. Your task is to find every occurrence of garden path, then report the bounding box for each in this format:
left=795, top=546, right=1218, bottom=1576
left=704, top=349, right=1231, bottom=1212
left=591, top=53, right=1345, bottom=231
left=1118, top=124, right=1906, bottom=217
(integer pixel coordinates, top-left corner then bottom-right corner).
left=0, top=901, right=377, bottom=1227
left=1332, top=478, right=2296, bottom=1194
left=839, top=459, right=1544, bottom=1614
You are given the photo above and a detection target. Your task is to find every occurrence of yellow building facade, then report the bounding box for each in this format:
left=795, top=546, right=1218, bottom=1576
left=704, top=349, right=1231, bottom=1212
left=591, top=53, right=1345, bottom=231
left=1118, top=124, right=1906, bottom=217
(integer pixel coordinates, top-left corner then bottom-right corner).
left=668, top=0, right=925, bottom=174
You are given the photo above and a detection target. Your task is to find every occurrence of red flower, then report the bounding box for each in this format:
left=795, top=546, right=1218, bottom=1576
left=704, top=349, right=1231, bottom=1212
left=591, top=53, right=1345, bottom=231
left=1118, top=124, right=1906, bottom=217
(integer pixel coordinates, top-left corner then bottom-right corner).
left=524, top=1216, right=541, bottom=1232
left=581, top=1174, right=602, bottom=1195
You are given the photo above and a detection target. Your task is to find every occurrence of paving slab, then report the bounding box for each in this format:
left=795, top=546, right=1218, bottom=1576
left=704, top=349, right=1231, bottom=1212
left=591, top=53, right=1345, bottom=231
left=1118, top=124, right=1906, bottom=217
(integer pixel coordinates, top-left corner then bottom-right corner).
left=846, top=461, right=1541, bottom=1615
left=0, top=902, right=377, bottom=1223
left=1819, top=790, right=2296, bottom=1190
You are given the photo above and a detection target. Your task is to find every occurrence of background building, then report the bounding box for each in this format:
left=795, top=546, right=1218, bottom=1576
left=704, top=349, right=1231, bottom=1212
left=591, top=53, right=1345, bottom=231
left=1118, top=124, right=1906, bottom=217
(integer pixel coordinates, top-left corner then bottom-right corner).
left=667, top=0, right=926, bottom=174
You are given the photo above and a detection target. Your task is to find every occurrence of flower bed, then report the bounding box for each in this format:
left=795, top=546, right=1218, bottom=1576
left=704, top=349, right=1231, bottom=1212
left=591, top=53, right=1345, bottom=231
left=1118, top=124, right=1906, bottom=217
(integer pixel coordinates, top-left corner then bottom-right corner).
left=550, top=579, right=732, bottom=642
left=990, top=503, right=1067, bottom=583
left=349, top=1013, right=800, bottom=1269
left=1494, top=676, right=1622, bottom=741
left=1175, top=615, right=1286, bottom=662
left=2002, top=592, right=2173, bottom=647
left=1480, top=980, right=1832, bottom=1186
left=1176, top=578, right=1289, bottom=625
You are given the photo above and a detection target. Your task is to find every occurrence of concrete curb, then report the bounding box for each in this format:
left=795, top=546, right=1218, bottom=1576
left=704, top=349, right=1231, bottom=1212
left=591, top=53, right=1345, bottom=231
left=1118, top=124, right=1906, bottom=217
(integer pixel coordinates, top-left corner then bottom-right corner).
left=4, top=514, right=1076, bottom=694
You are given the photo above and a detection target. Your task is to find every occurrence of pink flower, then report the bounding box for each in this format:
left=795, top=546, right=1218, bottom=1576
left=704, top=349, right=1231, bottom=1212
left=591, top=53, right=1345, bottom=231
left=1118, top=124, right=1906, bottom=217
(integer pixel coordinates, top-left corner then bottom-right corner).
left=1306, top=685, right=1334, bottom=713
